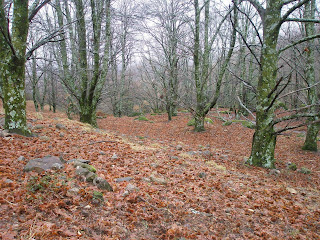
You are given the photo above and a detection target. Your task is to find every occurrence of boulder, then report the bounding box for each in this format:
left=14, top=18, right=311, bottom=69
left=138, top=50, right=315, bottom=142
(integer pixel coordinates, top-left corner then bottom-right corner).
left=85, top=172, right=97, bottom=182
left=93, top=177, right=113, bottom=191
left=75, top=166, right=90, bottom=176
left=115, top=177, right=133, bottom=182
left=24, top=156, right=64, bottom=172
left=56, top=123, right=67, bottom=130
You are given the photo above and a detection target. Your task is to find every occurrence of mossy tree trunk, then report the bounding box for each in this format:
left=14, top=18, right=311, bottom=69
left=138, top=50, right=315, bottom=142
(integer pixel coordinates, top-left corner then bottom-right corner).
left=0, top=0, right=31, bottom=136
left=246, top=0, right=281, bottom=168
left=243, top=0, right=320, bottom=167
left=302, top=0, right=319, bottom=151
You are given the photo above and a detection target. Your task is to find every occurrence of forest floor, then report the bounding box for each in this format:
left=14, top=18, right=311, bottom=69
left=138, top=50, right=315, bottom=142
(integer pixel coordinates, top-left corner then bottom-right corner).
left=0, top=101, right=320, bottom=239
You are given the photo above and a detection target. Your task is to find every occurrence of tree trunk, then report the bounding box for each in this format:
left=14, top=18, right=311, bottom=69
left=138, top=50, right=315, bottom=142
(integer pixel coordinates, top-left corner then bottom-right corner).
left=2, top=57, right=31, bottom=136
left=302, top=0, right=319, bottom=151
left=0, top=0, right=31, bottom=136
left=247, top=0, right=280, bottom=168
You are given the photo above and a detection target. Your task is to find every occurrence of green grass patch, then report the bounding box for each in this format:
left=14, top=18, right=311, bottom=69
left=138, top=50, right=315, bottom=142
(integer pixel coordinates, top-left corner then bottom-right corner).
left=135, top=115, right=149, bottom=121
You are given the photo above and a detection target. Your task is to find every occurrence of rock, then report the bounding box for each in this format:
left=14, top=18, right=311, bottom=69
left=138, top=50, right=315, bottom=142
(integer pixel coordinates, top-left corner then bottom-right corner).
left=80, top=164, right=96, bottom=173
left=84, top=205, right=91, bottom=209
left=93, top=177, right=113, bottom=191
left=170, top=156, right=179, bottom=160
left=67, top=187, right=80, bottom=196
left=56, top=123, right=67, bottom=130
left=17, top=156, right=25, bottom=161
left=298, top=167, right=311, bottom=174
left=93, top=191, right=104, bottom=202
left=286, top=162, right=297, bottom=171
left=269, top=169, right=281, bottom=176
left=27, top=123, right=33, bottom=129
left=150, top=174, right=167, bottom=185
left=24, top=156, right=64, bottom=172
left=99, top=151, right=106, bottom=155
left=75, top=166, right=90, bottom=176
left=176, top=145, right=183, bottom=151
left=0, top=130, right=10, bottom=137
left=34, top=124, right=45, bottom=129
left=52, top=163, right=63, bottom=170
left=111, top=153, right=118, bottom=160
left=5, top=179, right=13, bottom=184
left=142, top=177, right=151, bottom=182
left=287, top=187, right=297, bottom=194
left=200, top=150, right=212, bottom=157
left=0, top=118, right=4, bottom=127
left=59, top=133, right=65, bottom=137
left=126, top=183, right=139, bottom=192
left=68, top=159, right=91, bottom=164
left=198, top=172, right=207, bottom=178
left=115, top=177, right=133, bottom=182
left=150, top=163, right=159, bottom=168
left=81, top=210, right=89, bottom=217
left=40, top=136, right=50, bottom=141
left=85, top=172, right=97, bottom=182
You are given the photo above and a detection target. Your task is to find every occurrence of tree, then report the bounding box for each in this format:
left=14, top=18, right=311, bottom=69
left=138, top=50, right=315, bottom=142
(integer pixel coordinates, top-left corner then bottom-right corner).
left=240, top=0, right=320, bottom=168
left=0, top=0, right=50, bottom=136
left=54, top=0, right=112, bottom=127
left=192, top=0, right=238, bottom=131
left=302, top=0, right=319, bottom=151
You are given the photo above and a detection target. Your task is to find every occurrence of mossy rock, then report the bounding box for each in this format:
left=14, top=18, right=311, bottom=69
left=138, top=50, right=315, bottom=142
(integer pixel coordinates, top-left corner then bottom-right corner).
left=223, top=121, right=232, bottom=126
left=93, top=191, right=104, bottom=201
left=180, top=110, right=189, bottom=113
left=298, top=167, right=311, bottom=174
left=81, top=164, right=96, bottom=173
left=287, top=163, right=297, bottom=171
left=135, top=116, right=149, bottom=121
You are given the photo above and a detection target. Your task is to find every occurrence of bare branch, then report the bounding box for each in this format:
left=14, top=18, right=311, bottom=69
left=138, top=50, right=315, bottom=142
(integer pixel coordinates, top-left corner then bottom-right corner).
left=29, top=0, right=51, bottom=22
left=279, top=33, right=320, bottom=53
left=237, top=95, right=256, bottom=120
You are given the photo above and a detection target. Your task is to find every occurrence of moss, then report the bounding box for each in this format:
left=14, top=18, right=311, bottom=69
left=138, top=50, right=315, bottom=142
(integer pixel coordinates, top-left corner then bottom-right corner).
left=135, top=115, right=149, bottom=121
left=93, top=191, right=104, bottom=201
left=187, top=118, right=195, bottom=126
left=219, top=110, right=232, bottom=114
left=298, top=167, right=311, bottom=174
left=128, top=112, right=141, bottom=117
left=204, top=117, right=213, bottom=124
left=241, top=121, right=255, bottom=129
left=81, top=163, right=96, bottom=173
left=287, top=163, right=297, bottom=171
left=223, top=121, right=232, bottom=126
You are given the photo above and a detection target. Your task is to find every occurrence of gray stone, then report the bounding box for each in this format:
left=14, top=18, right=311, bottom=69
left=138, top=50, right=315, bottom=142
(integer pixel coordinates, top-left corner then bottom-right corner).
left=0, top=130, right=10, bottom=137
left=126, top=183, right=139, bottom=192
left=111, top=153, right=119, bottom=160
left=150, top=163, right=159, bottom=168
left=93, top=177, right=113, bottom=191
left=52, top=163, right=63, bottom=170
left=67, top=187, right=80, bottom=196
left=170, top=156, right=179, bottom=160
left=0, top=118, right=4, bottom=127
left=76, top=166, right=90, bottom=176
left=35, top=124, right=45, bottom=129
left=99, top=151, right=106, bottom=155
left=115, top=177, right=133, bottom=182
left=5, top=179, right=13, bottom=184
left=176, top=145, right=183, bottom=151
left=269, top=169, right=281, bottom=176
left=150, top=174, right=167, bottom=185
left=27, top=123, right=33, bottom=129
left=85, top=172, right=97, bottom=182
left=200, top=150, right=212, bottom=156
left=24, top=156, right=64, bottom=172
left=59, top=133, right=65, bottom=137
left=68, top=159, right=91, bottom=164
left=198, top=172, right=207, bottom=178
left=40, top=136, right=50, bottom=141
left=56, top=123, right=67, bottom=130
left=17, top=156, right=25, bottom=161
